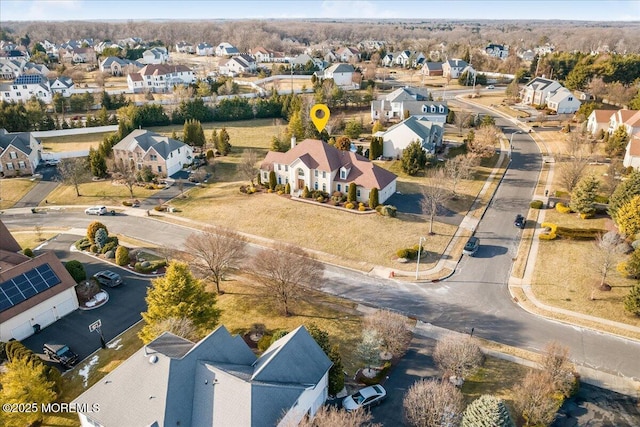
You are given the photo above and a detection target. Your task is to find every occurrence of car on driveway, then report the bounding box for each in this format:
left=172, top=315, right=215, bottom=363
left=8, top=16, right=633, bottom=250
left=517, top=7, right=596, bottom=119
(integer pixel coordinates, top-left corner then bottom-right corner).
left=85, top=206, right=107, bottom=215
left=43, top=343, right=79, bottom=368
left=487, top=85, right=495, bottom=89
left=514, top=214, right=526, bottom=229
left=342, top=384, right=387, bottom=411
left=462, top=236, right=480, bottom=256
left=93, top=270, right=123, bottom=288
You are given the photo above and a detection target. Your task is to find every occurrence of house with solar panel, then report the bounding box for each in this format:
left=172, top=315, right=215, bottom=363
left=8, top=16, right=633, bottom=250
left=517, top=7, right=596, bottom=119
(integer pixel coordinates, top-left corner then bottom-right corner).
left=73, top=325, right=332, bottom=427
left=0, top=220, right=79, bottom=342
left=0, top=128, right=42, bottom=176
left=112, top=129, right=194, bottom=177
left=0, top=74, right=54, bottom=103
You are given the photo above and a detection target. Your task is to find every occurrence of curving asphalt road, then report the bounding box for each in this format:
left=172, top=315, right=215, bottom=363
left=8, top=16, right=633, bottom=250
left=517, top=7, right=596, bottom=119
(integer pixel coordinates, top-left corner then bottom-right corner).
left=3, top=94, right=639, bottom=383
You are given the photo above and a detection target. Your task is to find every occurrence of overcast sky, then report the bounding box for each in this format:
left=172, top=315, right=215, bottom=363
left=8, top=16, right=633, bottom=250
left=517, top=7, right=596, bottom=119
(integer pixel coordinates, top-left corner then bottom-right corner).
left=1, top=0, right=639, bottom=21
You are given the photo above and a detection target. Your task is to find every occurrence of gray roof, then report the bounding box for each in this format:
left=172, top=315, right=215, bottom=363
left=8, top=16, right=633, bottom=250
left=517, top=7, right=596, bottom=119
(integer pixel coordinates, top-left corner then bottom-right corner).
left=446, top=58, right=468, bottom=68
left=73, top=325, right=332, bottom=426
left=325, top=63, right=355, bottom=74
left=525, top=77, right=559, bottom=90
left=384, top=86, right=431, bottom=103
left=384, top=116, right=442, bottom=152
left=113, top=129, right=188, bottom=160
left=0, top=129, right=34, bottom=155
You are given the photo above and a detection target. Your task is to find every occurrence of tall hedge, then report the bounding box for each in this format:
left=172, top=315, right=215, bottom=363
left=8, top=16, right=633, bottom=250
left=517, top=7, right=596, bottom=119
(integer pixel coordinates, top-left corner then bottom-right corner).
left=369, top=187, right=379, bottom=208
left=347, top=182, right=357, bottom=203
left=64, top=260, right=86, bottom=283
left=268, top=170, right=277, bottom=190
left=115, top=246, right=129, bottom=266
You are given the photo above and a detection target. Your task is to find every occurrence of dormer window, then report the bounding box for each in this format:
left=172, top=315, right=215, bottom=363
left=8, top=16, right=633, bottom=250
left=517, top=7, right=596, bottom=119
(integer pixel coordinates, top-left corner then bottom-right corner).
left=340, top=168, right=347, bottom=179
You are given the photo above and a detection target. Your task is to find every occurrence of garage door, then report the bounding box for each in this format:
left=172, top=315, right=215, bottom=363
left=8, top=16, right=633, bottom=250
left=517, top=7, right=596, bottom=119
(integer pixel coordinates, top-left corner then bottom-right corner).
left=33, top=309, right=56, bottom=329
left=11, top=322, right=33, bottom=340
left=55, top=298, right=77, bottom=318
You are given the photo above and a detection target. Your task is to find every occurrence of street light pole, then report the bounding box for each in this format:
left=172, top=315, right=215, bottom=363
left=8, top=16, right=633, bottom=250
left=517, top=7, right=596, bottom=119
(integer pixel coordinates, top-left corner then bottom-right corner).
left=415, top=236, right=427, bottom=279
left=509, top=131, right=522, bottom=155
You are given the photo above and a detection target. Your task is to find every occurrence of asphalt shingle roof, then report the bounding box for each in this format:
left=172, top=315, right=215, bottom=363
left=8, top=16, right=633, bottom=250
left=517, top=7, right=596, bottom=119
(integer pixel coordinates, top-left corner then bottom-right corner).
left=113, top=129, right=188, bottom=160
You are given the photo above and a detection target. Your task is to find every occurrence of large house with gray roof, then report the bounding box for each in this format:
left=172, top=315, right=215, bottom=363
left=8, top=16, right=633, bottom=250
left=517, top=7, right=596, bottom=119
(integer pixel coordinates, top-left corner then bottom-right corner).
left=260, top=138, right=398, bottom=205
left=99, top=56, right=142, bottom=76
left=379, top=116, right=444, bottom=158
left=371, top=86, right=448, bottom=123
left=73, top=325, right=332, bottom=427
left=112, top=129, right=193, bottom=177
left=314, top=63, right=356, bottom=87
left=0, top=128, right=41, bottom=176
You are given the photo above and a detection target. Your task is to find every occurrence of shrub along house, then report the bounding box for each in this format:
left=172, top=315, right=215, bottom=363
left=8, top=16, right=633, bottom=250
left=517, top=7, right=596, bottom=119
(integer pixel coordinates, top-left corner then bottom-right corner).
left=260, top=138, right=397, bottom=205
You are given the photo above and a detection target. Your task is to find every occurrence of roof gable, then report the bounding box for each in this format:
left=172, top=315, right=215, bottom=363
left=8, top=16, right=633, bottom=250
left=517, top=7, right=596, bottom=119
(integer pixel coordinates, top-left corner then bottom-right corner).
left=113, top=129, right=188, bottom=159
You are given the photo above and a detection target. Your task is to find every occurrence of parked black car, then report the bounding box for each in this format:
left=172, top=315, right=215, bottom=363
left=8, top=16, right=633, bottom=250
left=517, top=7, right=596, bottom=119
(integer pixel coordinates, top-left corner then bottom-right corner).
left=43, top=343, right=79, bottom=368
left=514, top=214, right=526, bottom=229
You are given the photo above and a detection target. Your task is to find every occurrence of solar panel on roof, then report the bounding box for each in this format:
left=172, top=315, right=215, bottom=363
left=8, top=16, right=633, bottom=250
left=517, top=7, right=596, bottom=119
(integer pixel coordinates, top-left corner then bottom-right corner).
left=0, top=263, right=61, bottom=313
left=14, top=74, right=44, bottom=85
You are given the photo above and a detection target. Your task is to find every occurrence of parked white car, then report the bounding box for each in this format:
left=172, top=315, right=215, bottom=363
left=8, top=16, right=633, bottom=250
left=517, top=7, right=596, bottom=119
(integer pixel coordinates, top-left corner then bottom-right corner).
left=85, top=206, right=107, bottom=215
left=342, top=384, right=386, bottom=411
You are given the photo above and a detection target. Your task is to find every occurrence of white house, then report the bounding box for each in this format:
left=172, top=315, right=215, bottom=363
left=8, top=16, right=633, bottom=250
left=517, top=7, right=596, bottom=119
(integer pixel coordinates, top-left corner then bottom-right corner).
left=586, top=109, right=614, bottom=135
left=315, top=63, right=355, bottom=87
left=520, top=77, right=563, bottom=106
left=442, top=58, right=469, bottom=79
left=371, top=86, right=447, bottom=123
left=100, top=56, right=142, bottom=76
left=290, top=54, right=325, bottom=70
left=380, top=116, right=444, bottom=158
left=218, top=54, right=257, bottom=76
left=216, top=42, right=239, bottom=56
left=250, top=46, right=286, bottom=63
left=336, top=46, right=361, bottom=62
left=623, top=133, right=640, bottom=170
left=127, top=64, right=195, bottom=93
left=49, top=77, right=75, bottom=97
left=0, top=220, right=79, bottom=342
left=608, top=109, right=640, bottom=135
left=140, top=47, right=169, bottom=64
left=395, top=50, right=425, bottom=68
left=112, top=129, right=193, bottom=177
left=196, top=42, right=215, bottom=56
left=0, top=74, right=53, bottom=103
left=485, top=44, right=509, bottom=59
left=260, top=138, right=398, bottom=204
left=175, top=41, right=195, bottom=54
left=73, top=325, right=332, bottom=427
left=545, top=88, right=581, bottom=114
left=0, top=128, right=42, bottom=176
left=0, top=58, right=26, bottom=79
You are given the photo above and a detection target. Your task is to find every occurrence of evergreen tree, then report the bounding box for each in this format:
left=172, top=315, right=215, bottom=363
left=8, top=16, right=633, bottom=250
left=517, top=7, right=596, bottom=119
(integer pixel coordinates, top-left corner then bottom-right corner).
left=615, top=195, right=640, bottom=237
left=356, top=329, right=382, bottom=371
left=287, top=109, right=305, bottom=141
left=115, top=246, right=129, bottom=266
left=348, top=182, right=357, bottom=202
left=139, top=261, right=220, bottom=344
left=268, top=170, right=277, bottom=190
left=609, top=171, right=640, bottom=224
left=569, top=174, right=599, bottom=216
left=306, top=324, right=345, bottom=396
left=183, top=119, right=206, bottom=147
left=605, top=125, right=629, bottom=157
left=372, top=120, right=384, bottom=133
left=401, top=140, right=428, bottom=175
left=369, top=136, right=383, bottom=160
left=216, top=127, right=231, bottom=155
left=462, top=394, right=515, bottom=427
left=284, top=182, right=291, bottom=194
left=369, top=187, right=379, bottom=208
left=624, top=283, right=640, bottom=316
left=0, top=357, right=57, bottom=427
left=88, top=147, right=107, bottom=178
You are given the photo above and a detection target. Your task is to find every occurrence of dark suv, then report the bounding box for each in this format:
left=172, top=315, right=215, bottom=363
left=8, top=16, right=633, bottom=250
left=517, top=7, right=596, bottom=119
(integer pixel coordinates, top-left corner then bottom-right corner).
left=514, top=214, right=526, bottom=229
left=43, top=343, right=78, bottom=368
left=93, top=270, right=123, bottom=288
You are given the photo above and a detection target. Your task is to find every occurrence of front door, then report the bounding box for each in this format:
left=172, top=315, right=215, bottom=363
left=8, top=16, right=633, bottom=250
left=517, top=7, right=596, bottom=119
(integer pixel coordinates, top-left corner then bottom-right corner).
left=297, top=179, right=305, bottom=190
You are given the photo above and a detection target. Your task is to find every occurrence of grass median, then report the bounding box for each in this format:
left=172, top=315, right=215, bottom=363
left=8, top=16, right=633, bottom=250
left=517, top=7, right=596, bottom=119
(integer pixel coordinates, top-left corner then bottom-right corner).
left=0, top=178, right=37, bottom=209
left=41, top=181, right=161, bottom=207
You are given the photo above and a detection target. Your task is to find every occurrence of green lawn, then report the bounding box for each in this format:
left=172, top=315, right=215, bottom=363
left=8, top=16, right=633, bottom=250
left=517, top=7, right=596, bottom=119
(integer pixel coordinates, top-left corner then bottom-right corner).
left=0, top=178, right=37, bottom=209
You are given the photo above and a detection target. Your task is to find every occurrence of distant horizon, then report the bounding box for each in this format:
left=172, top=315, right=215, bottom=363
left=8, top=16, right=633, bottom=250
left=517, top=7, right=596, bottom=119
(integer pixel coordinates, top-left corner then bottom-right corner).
left=1, top=0, right=639, bottom=22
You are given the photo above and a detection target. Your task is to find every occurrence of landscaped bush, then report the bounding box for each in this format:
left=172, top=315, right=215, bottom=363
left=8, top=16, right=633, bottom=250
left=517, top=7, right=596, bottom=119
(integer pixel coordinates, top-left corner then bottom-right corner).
left=317, top=196, right=324, bottom=202
left=115, top=246, right=129, bottom=266
left=65, top=260, right=86, bottom=283
left=284, top=182, right=290, bottom=194
left=122, top=200, right=133, bottom=206
left=539, top=222, right=557, bottom=240
left=530, top=200, right=544, bottom=209
left=579, top=212, right=595, bottom=219
left=358, top=203, right=366, bottom=211
left=277, top=190, right=284, bottom=195
left=594, top=195, right=609, bottom=204
left=22, top=248, right=34, bottom=257
left=100, top=236, right=119, bottom=254
left=331, top=191, right=343, bottom=202
left=556, top=202, right=571, bottom=213
left=258, top=334, right=273, bottom=352
left=345, top=202, right=355, bottom=209
left=75, top=237, right=91, bottom=251
left=556, top=226, right=605, bottom=240
left=89, top=244, right=99, bottom=253
left=134, top=259, right=167, bottom=273
left=358, top=361, right=392, bottom=386
left=397, top=249, right=410, bottom=258
left=153, top=205, right=166, bottom=211
left=87, top=221, right=107, bottom=243
left=302, top=186, right=311, bottom=198
left=274, top=184, right=285, bottom=192
left=105, top=250, right=115, bottom=259
left=376, top=205, right=397, bottom=217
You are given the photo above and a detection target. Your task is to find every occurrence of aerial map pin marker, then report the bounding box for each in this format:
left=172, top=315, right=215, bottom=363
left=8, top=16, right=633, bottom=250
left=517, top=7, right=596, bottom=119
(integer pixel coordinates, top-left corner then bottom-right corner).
left=310, top=104, right=330, bottom=133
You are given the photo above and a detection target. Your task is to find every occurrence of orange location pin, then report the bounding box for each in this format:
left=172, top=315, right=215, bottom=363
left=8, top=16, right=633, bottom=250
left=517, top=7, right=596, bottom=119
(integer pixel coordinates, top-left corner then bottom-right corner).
left=310, top=104, right=330, bottom=133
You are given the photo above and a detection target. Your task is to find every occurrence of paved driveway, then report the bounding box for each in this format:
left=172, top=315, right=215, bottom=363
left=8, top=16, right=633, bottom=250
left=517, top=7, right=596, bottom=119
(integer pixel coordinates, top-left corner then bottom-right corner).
left=13, top=165, right=59, bottom=208
left=22, top=234, right=153, bottom=364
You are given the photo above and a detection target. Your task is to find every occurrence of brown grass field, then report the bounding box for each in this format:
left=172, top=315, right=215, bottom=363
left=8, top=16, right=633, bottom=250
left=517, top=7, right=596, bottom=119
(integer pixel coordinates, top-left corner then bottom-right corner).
left=41, top=181, right=161, bottom=206
left=0, top=178, right=37, bottom=209
left=40, top=132, right=113, bottom=153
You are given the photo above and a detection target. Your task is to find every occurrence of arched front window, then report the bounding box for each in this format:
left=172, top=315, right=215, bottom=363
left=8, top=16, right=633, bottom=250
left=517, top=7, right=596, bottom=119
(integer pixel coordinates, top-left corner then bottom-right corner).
left=298, top=168, right=304, bottom=176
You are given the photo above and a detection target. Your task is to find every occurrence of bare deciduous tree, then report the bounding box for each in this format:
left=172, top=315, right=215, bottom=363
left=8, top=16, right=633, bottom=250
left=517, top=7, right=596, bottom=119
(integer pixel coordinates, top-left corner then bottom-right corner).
left=403, top=379, right=464, bottom=427
left=251, top=243, right=324, bottom=316
left=285, top=405, right=380, bottom=427
left=112, top=158, right=138, bottom=199
left=454, top=110, right=471, bottom=136
left=468, top=124, right=499, bottom=158
left=444, top=153, right=478, bottom=198
left=239, top=149, right=259, bottom=186
left=591, top=232, right=622, bottom=299
left=433, top=334, right=484, bottom=381
left=420, top=169, right=451, bottom=235
left=364, top=309, right=412, bottom=358
left=513, top=370, right=559, bottom=427
left=57, top=157, right=90, bottom=197
left=558, top=132, right=591, bottom=193
left=145, top=316, right=200, bottom=342
left=539, top=341, right=576, bottom=398
left=184, top=227, right=247, bottom=294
